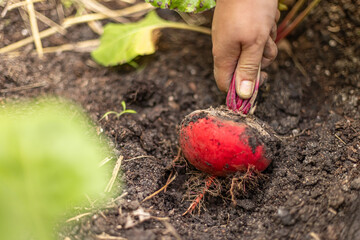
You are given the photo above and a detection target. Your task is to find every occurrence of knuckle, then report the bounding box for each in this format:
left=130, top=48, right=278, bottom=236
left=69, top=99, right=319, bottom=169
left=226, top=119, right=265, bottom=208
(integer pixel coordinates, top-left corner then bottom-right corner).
left=270, top=25, right=277, bottom=40
left=237, top=64, right=259, bottom=79
left=216, top=79, right=228, bottom=92
left=265, top=41, right=278, bottom=60
left=272, top=45, right=278, bottom=59
left=212, top=45, right=220, bottom=58
left=267, top=47, right=277, bottom=60
left=243, top=29, right=269, bottom=47
left=269, top=42, right=278, bottom=59
left=261, top=58, right=271, bottom=68
left=238, top=64, right=259, bottom=72
left=255, top=32, right=269, bottom=46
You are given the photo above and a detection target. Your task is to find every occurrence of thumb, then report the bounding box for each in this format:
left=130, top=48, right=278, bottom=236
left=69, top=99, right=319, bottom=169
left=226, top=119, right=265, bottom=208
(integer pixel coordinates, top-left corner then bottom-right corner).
left=235, top=43, right=265, bottom=99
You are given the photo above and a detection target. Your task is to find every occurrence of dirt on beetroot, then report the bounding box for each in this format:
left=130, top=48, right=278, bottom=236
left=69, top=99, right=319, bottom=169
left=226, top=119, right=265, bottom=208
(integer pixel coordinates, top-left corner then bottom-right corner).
left=0, top=0, right=359, bottom=239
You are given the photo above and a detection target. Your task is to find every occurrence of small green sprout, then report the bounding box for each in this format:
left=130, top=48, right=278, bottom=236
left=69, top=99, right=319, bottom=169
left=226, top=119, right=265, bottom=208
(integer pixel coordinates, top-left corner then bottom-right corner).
left=100, top=101, right=137, bottom=121
left=61, top=0, right=73, bottom=9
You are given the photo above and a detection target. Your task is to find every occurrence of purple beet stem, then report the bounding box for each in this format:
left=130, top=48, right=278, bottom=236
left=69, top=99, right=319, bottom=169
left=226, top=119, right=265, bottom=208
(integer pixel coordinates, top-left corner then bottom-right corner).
left=226, top=71, right=260, bottom=115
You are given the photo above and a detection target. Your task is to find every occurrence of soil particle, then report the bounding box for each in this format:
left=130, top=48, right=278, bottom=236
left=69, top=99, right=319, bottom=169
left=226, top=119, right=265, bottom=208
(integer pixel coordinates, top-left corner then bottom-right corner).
left=236, top=199, right=257, bottom=211
left=140, top=129, right=158, bottom=152
left=327, top=187, right=345, bottom=209
left=303, top=176, right=319, bottom=186
left=127, top=229, right=156, bottom=240
left=277, top=207, right=296, bottom=226
left=342, top=195, right=360, bottom=240
left=350, top=178, right=360, bottom=190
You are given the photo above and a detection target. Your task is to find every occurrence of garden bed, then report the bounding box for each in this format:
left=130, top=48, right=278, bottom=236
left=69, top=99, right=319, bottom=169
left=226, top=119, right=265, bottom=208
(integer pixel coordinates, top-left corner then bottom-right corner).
left=1, top=0, right=359, bottom=239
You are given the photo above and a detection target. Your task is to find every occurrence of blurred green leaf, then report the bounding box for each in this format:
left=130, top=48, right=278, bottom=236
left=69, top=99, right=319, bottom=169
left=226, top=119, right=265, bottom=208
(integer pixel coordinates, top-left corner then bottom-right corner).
left=0, top=99, right=112, bottom=240
left=92, top=11, right=164, bottom=66
left=92, top=11, right=210, bottom=66
left=278, top=1, right=288, bottom=11
left=146, top=0, right=287, bottom=13
left=61, top=0, right=74, bottom=9
left=145, top=0, right=216, bottom=13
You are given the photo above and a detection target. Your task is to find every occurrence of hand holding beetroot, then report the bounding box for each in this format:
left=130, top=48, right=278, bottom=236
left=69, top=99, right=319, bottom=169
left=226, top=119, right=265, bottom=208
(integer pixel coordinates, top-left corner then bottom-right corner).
left=212, top=0, right=279, bottom=100
left=177, top=0, right=320, bottom=214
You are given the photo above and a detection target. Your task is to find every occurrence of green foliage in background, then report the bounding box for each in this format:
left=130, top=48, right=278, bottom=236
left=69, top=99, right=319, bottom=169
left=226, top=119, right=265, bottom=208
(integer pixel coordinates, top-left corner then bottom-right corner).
left=61, top=0, right=74, bottom=9
left=92, top=11, right=167, bottom=66
left=92, top=11, right=210, bottom=66
left=145, top=0, right=287, bottom=12
left=278, top=0, right=289, bottom=10
left=145, top=0, right=216, bottom=13
left=0, top=99, right=111, bottom=240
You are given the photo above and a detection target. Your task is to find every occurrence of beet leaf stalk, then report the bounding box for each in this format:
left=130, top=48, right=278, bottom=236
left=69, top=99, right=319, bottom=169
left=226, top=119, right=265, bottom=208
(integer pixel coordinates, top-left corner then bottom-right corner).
left=226, top=65, right=261, bottom=115
left=276, top=0, right=321, bottom=43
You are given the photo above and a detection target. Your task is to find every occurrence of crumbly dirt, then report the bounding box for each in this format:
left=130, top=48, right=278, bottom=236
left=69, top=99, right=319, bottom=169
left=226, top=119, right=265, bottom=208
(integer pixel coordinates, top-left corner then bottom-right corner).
left=1, top=0, right=359, bottom=239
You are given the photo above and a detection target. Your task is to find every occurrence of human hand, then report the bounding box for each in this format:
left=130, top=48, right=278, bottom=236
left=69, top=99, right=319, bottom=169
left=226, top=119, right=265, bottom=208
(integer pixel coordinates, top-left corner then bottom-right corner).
left=212, top=0, right=279, bottom=99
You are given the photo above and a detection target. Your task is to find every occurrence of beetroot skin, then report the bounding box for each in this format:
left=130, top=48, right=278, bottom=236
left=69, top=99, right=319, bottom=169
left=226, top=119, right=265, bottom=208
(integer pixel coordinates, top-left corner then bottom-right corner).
left=179, top=108, right=279, bottom=176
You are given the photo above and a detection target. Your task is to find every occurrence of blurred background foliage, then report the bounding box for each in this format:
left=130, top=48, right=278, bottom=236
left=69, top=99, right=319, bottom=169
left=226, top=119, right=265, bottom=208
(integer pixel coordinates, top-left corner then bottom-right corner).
left=0, top=99, right=114, bottom=240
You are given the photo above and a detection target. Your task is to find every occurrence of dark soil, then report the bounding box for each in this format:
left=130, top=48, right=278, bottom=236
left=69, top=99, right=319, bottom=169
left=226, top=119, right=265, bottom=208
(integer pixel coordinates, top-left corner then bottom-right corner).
left=1, top=0, right=359, bottom=239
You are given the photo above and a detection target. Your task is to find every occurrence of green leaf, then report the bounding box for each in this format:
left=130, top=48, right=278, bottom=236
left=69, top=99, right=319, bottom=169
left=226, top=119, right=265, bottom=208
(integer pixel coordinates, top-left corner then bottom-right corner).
left=0, top=99, right=112, bottom=240
left=91, top=11, right=211, bottom=66
left=100, top=111, right=119, bottom=120
left=278, top=2, right=288, bottom=11
left=61, top=0, right=74, bottom=9
left=92, top=11, right=165, bottom=66
left=128, top=61, right=139, bottom=68
left=124, top=110, right=137, bottom=114
left=121, top=101, right=127, bottom=111
left=145, top=0, right=216, bottom=13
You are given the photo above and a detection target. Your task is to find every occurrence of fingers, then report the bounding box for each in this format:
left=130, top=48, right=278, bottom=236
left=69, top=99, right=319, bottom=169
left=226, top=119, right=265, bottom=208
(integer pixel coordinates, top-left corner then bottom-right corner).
left=260, top=71, right=268, bottom=86
left=212, top=0, right=279, bottom=95
left=276, top=9, right=281, bottom=23
left=262, top=37, right=278, bottom=68
left=215, top=27, right=277, bottom=97
left=213, top=52, right=239, bottom=92
left=235, top=40, right=266, bottom=99
left=271, top=10, right=280, bottom=41
left=270, top=23, right=277, bottom=41
left=212, top=1, right=242, bottom=92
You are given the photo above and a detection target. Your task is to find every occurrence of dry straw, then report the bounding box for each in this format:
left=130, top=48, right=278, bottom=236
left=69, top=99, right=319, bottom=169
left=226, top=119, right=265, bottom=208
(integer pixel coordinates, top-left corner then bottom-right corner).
left=0, top=2, right=154, bottom=55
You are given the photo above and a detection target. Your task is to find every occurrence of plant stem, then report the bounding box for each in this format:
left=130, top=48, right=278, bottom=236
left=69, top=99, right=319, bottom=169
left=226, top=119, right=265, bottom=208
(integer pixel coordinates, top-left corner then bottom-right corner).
left=161, top=22, right=211, bottom=35
left=276, top=0, right=321, bottom=43
left=277, top=0, right=306, bottom=34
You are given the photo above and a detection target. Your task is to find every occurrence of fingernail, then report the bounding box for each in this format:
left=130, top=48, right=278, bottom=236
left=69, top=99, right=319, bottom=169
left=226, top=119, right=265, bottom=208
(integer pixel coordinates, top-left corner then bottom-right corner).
left=238, top=80, right=253, bottom=99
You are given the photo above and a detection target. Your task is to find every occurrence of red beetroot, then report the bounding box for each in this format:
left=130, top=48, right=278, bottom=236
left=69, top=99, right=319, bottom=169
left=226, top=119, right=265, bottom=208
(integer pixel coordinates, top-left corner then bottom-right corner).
left=179, top=108, right=278, bottom=176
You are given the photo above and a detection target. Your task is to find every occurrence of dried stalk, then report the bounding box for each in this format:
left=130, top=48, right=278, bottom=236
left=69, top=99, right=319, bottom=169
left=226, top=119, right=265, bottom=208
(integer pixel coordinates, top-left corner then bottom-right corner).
left=26, top=0, right=43, bottom=57
left=35, top=10, right=67, bottom=35
left=0, top=3, right=154, bottom=54
left=1, top=0, right=44, bottom=17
